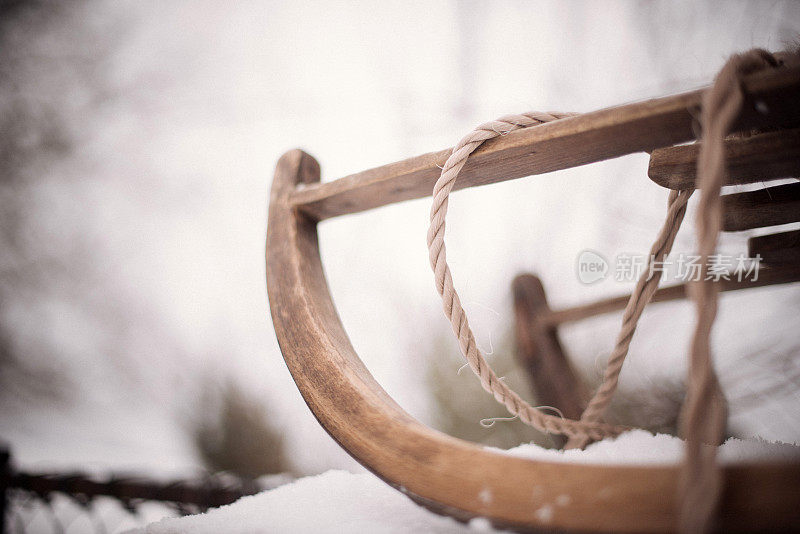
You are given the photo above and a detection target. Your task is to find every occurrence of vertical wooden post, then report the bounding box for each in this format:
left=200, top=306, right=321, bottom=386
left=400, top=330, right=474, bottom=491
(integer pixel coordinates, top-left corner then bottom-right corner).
left=512, top=274, right=588, bottom=425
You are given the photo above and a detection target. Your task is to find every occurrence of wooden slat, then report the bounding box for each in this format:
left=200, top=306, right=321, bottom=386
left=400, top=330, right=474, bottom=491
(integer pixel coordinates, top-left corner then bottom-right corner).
left=290, top=65, right=800, bottom=220
left=722, top=181, right=800, bottom=231
left=540, top=263, right=800, bottom=327
left=648, top=129, right=800, bottom=190
left=749, top=229, right=800, bottom=265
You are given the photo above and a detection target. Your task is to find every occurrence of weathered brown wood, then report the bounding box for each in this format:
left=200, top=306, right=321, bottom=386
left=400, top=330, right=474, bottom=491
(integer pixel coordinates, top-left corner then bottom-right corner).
left=512, top=274, right=587, bottom=424
left=267, top=149, right=800, bottom=533
left=537, top=263, right=800, bottom=327
left=749, top=229, right=800, bottom=265
left=648, top=129, right=800, bottom=190
left=722, top=181, right=800, bottom=231
left=290, top=65, right=800, bottom=221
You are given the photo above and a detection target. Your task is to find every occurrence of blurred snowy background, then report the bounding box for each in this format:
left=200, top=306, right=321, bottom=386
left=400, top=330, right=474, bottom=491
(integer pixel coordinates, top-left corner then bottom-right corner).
left=1, top=0, right=799, bottom=491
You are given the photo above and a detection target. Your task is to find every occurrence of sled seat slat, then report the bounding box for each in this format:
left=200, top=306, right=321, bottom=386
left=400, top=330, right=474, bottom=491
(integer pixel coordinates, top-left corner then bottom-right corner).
left=722, top=181, right=800, bottom=231
left=648, top=129, right=800, bottom=190
left=749, top=229, right=800, bottom=265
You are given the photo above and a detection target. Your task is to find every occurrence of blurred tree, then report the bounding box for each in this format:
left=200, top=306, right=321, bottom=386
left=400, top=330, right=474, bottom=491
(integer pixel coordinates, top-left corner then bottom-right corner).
left=193, top=379, right=289, bottom=478
left=0, top=0, right=75, bottom=405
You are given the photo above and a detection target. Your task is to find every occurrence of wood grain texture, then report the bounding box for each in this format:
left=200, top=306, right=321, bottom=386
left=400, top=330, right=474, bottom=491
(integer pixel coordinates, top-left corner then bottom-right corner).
left=749, top=229, right=800, bottom=265
left=722, top=181, right=800, bottom=231
left=266, top=149, right=800, bottom=533
left=512, top=274, right=587, bottom=424
left=290, top=65, right=800, bottom=221
left=648, top=129, right=800, bottom=190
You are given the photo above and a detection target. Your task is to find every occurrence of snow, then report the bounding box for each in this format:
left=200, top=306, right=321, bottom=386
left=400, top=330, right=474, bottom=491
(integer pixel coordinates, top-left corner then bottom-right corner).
left=131, top=470, right=474, bottom=534
left=132, top=431, right=799, bottom=533
left=502, top=429, right=800, bottom=465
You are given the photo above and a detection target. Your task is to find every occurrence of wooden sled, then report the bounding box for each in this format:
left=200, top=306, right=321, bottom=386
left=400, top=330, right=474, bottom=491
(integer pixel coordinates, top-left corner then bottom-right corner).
left=266, top=63, right=800, bottom=532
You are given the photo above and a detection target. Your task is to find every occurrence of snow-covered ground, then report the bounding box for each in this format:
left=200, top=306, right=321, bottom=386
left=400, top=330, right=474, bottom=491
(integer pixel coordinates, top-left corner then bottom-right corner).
left=133, top=431, right=800, bottom=533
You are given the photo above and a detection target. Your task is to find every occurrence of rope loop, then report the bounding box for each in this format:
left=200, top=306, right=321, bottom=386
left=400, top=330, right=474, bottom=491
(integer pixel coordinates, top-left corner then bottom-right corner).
left=427, top=111, right=629, bottom=441
left=428, top=110, right=693, bottom=443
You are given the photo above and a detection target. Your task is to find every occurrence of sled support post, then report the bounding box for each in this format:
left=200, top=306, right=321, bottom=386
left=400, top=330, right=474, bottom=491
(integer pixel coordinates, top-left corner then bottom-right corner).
left=512, top=274, right=587, bottom=424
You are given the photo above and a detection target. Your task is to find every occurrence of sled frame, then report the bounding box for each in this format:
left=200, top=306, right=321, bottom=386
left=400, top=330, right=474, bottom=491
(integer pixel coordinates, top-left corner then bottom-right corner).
left=266, top=65, right=800, bottom=533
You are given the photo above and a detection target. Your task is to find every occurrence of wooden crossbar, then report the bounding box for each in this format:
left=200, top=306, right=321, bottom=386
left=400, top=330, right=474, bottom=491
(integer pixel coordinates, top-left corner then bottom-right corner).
left=538, top=263, right=800, bottom=327
left=290, top=65, right=800, bottom=221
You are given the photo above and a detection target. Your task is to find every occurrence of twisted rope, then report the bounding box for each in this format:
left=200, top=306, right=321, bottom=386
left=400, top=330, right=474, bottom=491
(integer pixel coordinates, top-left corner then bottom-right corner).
left=427, top=112, right=627, bottom=441
left=677, top=49, right=779, bottom=534
left=426, top=110, right=691, bottom=442
left=565, top=186, right=693, bottom=450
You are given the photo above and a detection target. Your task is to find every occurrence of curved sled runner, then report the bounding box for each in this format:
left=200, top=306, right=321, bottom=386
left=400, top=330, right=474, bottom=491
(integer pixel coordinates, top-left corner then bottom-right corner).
left=266, top=63, right=800, bottom=533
